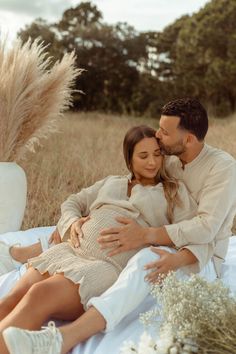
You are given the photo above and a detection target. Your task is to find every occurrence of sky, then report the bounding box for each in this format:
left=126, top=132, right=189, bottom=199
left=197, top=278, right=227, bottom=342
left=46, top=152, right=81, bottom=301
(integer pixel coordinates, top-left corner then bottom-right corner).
left=0, top=0, right=210, bottom=42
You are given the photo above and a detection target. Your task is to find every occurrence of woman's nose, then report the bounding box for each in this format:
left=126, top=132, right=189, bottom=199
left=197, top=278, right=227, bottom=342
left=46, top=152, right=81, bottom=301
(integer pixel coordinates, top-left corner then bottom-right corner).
left=147, top=156, right=155, bottom=165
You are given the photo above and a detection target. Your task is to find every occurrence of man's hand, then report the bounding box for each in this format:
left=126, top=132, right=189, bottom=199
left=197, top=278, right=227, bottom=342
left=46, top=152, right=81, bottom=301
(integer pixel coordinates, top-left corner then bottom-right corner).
left=48, top=228, right=62, bottom=245
left=70, top=216, right=90, bottom=248
left=97, top=216, right=148, bottom=256
left=144, top=247, right=179, bottom=283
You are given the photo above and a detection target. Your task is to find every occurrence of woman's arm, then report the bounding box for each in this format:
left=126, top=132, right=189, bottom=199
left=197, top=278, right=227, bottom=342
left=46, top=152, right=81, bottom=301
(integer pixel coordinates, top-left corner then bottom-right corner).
left=57, top=177, right=110, bottom=240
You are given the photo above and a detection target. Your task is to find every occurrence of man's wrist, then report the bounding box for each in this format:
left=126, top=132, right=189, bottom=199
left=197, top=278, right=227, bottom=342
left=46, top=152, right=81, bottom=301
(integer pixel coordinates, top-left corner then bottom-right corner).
left=143, top=226, right=174, bottom=247
left=175, top=248, right=198, bottom=267
left=173, top=251, right=184, bottom=268
left=143, top=227, right=160, bottom=246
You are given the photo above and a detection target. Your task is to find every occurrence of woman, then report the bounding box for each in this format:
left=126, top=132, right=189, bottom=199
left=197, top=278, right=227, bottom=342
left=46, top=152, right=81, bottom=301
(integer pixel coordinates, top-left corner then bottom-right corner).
left=0, top=125, right=198, bottom=354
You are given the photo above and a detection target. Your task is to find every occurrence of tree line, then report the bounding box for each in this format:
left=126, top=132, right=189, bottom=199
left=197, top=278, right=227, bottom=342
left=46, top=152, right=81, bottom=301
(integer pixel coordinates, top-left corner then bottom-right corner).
left=18, top=0, right=236, bottom=117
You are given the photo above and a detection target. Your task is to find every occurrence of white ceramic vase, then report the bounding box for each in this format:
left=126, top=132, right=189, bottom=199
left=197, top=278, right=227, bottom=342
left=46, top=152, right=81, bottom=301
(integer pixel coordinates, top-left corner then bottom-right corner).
left=0, top=162, right=27, bottom=234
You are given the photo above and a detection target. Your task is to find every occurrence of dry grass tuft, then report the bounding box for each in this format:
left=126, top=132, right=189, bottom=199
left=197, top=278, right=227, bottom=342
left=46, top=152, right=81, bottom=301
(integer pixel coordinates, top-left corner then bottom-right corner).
left=207, top=116, right=236, bottom=155
left=20, top=112, right=236, bottom=233
left=21, top=112, right=153, bottom=228
left=0, top=38, right=80, bottom=162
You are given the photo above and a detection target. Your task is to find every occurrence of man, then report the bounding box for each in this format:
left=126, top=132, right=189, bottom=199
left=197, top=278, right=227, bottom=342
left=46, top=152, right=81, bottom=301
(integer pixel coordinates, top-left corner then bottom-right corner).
left=2, top=98, right=236, bottom=354
left=98, top=97, right=235, bottom=278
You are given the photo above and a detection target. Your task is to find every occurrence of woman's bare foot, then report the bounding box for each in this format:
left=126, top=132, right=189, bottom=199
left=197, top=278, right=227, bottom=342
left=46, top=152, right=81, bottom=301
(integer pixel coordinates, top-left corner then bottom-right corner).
left=0, top=242, right=42, bottom=275
left=10, top=242, right=42, bottom=264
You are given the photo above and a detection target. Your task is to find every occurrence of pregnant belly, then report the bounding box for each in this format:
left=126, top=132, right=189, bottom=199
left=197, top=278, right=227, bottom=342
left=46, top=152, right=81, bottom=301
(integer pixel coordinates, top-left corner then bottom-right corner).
left=78, top=207, right=139, bottom=269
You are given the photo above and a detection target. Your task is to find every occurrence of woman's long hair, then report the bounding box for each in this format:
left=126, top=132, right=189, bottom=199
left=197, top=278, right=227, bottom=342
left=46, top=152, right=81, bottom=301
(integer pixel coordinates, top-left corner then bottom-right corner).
left=123, top=125, right=180, bottom=223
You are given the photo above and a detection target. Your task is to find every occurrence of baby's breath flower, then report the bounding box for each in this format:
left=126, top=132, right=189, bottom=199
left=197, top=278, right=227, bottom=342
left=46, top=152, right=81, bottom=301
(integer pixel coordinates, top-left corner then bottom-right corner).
left=121, top=273, right=236, bottom=354
left=137, top=332, right=156, bottom=354
left=120, top=340, right=138, bottom=354
left=139, top=307, right=160, bottom=326
left=155, top=324, right=174, bottom=354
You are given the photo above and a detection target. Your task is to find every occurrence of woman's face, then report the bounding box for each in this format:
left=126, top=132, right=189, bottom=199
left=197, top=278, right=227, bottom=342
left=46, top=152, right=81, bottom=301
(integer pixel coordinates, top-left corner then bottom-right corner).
left=131, top=137, right=163, bottom=185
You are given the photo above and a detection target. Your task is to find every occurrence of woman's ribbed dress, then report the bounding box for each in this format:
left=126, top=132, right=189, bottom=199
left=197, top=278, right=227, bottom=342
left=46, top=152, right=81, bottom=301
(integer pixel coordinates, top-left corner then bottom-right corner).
left=29, top=175, right=196, bottom=308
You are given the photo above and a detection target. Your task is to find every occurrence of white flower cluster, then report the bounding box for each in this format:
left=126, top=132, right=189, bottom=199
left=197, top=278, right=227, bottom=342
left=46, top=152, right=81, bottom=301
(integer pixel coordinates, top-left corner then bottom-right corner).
left=120, top=329, right=174, bottom=354
left=121, top=273, right=236, bottom=354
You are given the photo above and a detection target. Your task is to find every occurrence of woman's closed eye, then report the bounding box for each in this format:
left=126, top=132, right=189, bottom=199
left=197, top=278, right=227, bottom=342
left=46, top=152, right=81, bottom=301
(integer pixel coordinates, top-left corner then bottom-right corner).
left=138, top=150, right=161, bottom=159
left=138, top=152, right=148, bottom=159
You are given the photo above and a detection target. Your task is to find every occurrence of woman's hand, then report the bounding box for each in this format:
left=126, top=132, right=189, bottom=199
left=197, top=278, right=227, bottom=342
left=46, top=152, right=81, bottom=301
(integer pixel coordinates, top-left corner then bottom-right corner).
left=48, top=228, right=62, bottom=245
left=97, top=216, right=148, bottom=256
left=144, top=247, right=179, bottom=283
left=70, top=216, right=90, bottom=248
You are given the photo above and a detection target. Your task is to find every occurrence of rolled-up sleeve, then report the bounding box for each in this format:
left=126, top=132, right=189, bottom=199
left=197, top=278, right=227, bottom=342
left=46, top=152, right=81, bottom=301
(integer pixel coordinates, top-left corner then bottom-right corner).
left=181, top=243, right=214, bottom=273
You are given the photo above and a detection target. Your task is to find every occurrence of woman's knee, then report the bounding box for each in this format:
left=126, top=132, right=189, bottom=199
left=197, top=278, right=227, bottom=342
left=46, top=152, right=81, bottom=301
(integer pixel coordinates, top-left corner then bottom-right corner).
left=26, top=275, right=77, bottom=304
left=25, top=280, right=53, bottom=305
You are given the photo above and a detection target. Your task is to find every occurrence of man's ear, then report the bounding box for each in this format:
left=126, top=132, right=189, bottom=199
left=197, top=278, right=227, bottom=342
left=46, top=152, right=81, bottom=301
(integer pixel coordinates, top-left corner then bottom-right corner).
left=186, top=133, right=197, bottom=146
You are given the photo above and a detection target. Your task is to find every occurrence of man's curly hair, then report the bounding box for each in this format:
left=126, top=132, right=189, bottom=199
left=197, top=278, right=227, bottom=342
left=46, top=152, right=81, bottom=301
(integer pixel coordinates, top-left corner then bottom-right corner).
left=161, top=97, right=208, bottom=141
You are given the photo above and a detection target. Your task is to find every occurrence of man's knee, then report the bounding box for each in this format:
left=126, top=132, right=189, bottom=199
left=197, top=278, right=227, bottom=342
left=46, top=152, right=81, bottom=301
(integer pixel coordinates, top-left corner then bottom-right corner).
left=127, top=246, right=175, bottom=269
left=127, top=247, right=159, bottom=268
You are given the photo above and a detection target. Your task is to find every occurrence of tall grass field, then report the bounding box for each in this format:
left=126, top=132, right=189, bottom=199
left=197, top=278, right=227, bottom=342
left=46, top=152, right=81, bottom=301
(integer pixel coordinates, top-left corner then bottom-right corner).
left=20, top=112, right=236, bottom=233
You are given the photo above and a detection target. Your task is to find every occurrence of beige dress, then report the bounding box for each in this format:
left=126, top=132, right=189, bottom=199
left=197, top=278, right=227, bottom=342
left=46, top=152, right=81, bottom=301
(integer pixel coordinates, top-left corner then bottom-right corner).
left=29, top=175, right=197, bottom=308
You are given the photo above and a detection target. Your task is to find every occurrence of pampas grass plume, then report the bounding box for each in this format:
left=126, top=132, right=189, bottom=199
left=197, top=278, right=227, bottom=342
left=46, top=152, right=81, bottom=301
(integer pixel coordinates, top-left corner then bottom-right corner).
left=0, top=37, right=81, bottom=161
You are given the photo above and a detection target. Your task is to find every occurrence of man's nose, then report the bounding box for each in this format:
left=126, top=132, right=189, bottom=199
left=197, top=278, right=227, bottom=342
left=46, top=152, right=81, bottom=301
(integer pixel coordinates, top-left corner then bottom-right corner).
left=156, top=129, right=161, bottom=139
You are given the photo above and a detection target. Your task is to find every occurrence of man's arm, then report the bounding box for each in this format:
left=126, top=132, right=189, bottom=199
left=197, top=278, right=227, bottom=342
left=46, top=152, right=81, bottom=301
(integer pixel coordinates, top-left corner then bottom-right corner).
left=165, top=159, right=236, bottom=248
left=98, top=218, right=172, bottom=255
left=99, top=159, right=236, bottom=251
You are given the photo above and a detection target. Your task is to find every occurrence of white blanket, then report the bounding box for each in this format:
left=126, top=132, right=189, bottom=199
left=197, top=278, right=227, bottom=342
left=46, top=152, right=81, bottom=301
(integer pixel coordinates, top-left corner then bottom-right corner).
left=1, top=227, right=236, bottom=354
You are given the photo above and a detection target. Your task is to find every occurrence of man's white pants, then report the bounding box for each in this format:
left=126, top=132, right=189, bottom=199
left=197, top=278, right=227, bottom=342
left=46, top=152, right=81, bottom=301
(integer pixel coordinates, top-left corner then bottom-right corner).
left=87, top=246, right=217, bottom=332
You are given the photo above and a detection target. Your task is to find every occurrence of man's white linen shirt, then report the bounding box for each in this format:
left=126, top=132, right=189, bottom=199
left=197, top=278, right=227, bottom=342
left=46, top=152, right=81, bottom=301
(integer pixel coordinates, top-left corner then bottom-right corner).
left=165, top=144, right=236, bottom=276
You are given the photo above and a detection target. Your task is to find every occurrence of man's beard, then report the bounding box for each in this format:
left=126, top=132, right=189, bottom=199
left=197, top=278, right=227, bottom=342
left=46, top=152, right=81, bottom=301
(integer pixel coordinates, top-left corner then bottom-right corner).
left=159, top=140, right=186, bottom=156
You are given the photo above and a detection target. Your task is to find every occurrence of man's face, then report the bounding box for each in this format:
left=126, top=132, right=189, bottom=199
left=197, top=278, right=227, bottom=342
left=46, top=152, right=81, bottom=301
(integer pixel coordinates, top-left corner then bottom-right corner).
left=156, top=115, right=188, bottom=156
